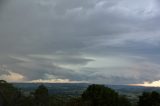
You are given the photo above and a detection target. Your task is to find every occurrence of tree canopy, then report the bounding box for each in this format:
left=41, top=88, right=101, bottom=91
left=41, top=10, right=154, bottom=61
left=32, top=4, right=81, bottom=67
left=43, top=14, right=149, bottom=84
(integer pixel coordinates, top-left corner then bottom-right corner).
left=4, top=80, right=160, bottom=106
left=34, top=84, right=49, bottom=106
left=138, top=91, right=160, bottom=106
left=82, top=84, right=119, bottom=106
left=0, top=80, right=20, bottom=106
left=68, top=84, right=131, bottom=106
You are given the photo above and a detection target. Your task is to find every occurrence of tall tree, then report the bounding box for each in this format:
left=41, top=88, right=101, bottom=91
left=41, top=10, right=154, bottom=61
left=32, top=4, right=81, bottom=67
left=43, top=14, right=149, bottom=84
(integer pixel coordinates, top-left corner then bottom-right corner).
left=34, top=84, right=49, bottom=106
left=138, top=91, right=160, bottom=106
left=82, top=84, right=118, bottom=106
left=0, top=80, right=24, bottom=106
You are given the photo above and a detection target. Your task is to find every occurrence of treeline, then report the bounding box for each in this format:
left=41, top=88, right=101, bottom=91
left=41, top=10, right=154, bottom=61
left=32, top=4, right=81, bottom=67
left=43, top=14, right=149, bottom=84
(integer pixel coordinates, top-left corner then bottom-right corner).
left=0, top=80, right=160, bottom=106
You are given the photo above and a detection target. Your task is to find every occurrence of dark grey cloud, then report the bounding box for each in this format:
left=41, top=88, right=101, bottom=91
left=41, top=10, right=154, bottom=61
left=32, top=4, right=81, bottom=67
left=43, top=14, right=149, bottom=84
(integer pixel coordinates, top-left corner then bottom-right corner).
left=0, top=0, right=160, bottom=84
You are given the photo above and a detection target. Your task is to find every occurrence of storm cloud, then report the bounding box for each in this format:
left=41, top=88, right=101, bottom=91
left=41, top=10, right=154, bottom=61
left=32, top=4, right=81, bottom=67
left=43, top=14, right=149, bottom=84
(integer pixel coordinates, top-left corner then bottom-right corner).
left=0, top=0, right=160, bottom=84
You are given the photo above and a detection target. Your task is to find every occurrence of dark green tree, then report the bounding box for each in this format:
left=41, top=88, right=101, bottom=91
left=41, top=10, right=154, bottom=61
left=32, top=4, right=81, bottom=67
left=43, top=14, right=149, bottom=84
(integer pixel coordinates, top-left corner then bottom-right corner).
left=138, top=91, right=160, bottom=106
left=34, top=84, right=49, bottom=106
left=0, top=80, right=26, bottom=106
left=0, top=90, right=6, bottom=106
left=118, top=95, right=131, bottom=106
left=82, top=84, right=117, bottom=106
left=81, top=84, right=131, bottom=106
left=0, top=80, right=17, bottom=106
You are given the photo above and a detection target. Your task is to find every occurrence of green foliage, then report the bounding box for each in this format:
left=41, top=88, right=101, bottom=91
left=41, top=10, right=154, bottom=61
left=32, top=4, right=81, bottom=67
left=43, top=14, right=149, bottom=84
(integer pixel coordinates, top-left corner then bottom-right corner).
left=0, top=80, right=35, bottom=106
left=68, top=84, right=131, bottom=106
left=82, top=84, right=119, bottom=106
left=67, top=97, right=83, bottom=106
left=0, top=80, right=21, bottom=106
left=138, top=91, right=160, bottom=106
left=49, top=95, right=68, bottom=106
left=118, top=95, right=132, bottom=106
left=0, top=81, right=133, bottom=106
left=34, top=84, right=49, bottom=106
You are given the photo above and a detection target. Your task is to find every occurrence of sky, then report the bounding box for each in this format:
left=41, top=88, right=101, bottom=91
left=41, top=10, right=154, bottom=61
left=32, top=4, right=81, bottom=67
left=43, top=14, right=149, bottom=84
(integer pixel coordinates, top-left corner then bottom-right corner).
left=0, top=0, right=160, bottom=85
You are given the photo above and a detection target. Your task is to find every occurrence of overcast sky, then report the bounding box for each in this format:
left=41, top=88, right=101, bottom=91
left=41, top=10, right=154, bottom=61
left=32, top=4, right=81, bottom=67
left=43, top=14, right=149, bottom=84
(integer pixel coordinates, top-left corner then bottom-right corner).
left=0, top=0, right=160, bottom=84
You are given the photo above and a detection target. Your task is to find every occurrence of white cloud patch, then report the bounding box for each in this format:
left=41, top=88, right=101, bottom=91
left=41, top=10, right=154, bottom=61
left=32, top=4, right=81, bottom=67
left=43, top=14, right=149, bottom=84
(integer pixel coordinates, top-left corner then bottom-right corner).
left=0, top=71, right=25, bottom=82
left=30, top=79, right=88, bottom=83
left=130, top=80, right=160, bottom=87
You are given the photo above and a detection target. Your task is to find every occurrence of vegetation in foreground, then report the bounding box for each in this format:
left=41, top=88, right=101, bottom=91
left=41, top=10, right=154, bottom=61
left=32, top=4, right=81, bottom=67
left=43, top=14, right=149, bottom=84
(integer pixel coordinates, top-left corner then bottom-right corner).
left=0, top=80, right=160, bottom=106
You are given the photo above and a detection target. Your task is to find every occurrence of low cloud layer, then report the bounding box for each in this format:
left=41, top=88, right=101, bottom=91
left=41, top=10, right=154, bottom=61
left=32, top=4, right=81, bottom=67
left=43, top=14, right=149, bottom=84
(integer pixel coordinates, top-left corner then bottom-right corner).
left=0, top=0, right=160, bottom=84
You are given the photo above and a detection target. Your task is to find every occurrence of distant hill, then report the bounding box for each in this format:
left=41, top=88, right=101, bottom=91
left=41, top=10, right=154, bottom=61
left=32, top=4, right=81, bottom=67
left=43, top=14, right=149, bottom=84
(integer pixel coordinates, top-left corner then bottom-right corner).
left=12, top=83, right=160, bottom=96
